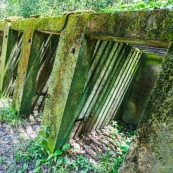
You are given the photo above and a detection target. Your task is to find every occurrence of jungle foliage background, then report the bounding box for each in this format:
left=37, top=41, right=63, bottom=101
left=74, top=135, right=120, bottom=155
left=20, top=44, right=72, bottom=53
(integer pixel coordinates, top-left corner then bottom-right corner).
left=0, top=0, right=172, bottom=19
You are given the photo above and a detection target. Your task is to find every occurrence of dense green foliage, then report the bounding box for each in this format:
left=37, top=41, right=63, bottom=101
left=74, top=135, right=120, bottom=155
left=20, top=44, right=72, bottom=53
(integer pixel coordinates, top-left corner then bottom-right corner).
left=0, top=0, right=172, bottom=19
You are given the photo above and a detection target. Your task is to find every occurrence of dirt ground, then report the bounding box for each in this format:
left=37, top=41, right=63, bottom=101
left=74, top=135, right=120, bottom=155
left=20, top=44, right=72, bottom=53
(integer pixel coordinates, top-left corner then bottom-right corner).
left=0, top=99, right=134, bottom=173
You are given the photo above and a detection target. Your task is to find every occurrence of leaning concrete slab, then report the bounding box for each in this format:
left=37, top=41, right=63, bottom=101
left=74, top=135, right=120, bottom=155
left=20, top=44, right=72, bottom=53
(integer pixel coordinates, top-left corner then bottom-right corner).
left=1, top=29, right=23, bottom=96
left=0, top=31, right=3, bottom=58
left=40, top=15, right=96, bottom=152
left=0, top=22, right=11, bottom=95
left=122, top=53, right=163, bottom=127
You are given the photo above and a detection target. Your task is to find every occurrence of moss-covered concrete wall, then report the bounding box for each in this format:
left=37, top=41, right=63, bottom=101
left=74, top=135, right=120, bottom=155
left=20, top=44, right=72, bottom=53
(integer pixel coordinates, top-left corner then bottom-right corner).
left=119, top=41, right=173, bottom=173
left=122, top=54, right=163, bottom=127
left=1, top=9, right=172, bottom=44
left=0, top=9, right=173, bottom=156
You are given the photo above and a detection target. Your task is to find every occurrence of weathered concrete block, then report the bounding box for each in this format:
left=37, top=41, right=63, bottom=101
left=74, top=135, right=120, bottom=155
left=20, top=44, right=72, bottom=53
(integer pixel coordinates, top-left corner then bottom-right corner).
left=119, top=42, right=173, bottom=173
left=41, top=16, right=95, bottom=152
left=122, top=54, right=163, bottom=127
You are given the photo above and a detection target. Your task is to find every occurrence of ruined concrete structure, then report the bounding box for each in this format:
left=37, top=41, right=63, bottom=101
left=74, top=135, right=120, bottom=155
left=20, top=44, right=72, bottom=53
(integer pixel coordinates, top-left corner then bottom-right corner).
left=0, top=9, right=173, bottom=172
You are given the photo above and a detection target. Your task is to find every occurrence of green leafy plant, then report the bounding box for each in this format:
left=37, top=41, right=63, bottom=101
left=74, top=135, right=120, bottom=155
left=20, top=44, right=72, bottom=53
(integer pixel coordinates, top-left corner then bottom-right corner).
left=0, top=106, right=21, bottom=126
left=68, top=155, right=96, bottom=172
left=2, top=114, right=135, bottom=173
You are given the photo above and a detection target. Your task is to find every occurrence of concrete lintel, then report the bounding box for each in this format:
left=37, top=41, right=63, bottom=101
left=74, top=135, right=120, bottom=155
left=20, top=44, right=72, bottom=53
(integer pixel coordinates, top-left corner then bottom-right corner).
left=10, top=15, right=67, bottom=32
left=0, top=9, right=172, bottom=42
left=84, top=9, right=173, bottom=42
left=90, top=35, right=169, bottom=48
left=36, top=29, right=61, bottom=35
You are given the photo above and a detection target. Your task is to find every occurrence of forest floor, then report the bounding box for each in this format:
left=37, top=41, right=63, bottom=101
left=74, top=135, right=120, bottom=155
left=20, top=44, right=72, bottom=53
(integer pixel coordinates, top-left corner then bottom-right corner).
left=0, top=99, right=135, bottom=173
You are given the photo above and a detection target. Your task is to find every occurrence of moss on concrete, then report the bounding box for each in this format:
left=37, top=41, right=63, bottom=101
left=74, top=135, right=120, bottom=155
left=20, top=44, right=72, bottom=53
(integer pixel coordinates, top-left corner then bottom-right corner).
left=0, top=21, right=5, bottom=30
left=10, top=16, right=66, bottom=32
left=2, top=9, right=172, bottom=43
left=0, top=22, right=11, bottom=95
left=85, top=9, right=173, bottom=44
left=12, top=29, right=34, bottom=113
left=119, top=42, right=173, bottom=173
left=0, top=9, right=173, bottom=155
left=40, top=15, right=90, bottom=152
left=122, top=53, right=163, bottom=127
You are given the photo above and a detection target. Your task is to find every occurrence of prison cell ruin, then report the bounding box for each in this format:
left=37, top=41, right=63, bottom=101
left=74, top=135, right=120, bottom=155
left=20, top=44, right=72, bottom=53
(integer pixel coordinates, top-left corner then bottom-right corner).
left=0, top=9, right=172, bottom=172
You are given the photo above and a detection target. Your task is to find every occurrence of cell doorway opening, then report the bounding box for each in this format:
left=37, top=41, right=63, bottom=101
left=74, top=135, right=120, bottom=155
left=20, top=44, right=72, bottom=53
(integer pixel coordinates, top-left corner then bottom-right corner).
left=20, top=30, right=60, bottom=117
left=70, top=38, right=165, bottom=140
left=68, top=39, right=166, bottom=169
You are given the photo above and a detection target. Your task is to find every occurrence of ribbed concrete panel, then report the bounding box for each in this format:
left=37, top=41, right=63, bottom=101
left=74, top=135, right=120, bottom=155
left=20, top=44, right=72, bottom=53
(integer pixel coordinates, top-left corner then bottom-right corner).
left=71, top=41, right=143, bottom=138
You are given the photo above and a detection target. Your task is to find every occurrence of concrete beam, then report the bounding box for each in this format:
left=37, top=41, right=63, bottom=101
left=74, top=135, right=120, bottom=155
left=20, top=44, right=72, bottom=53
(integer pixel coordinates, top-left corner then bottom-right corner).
left=119, top=41, right=173, bottom=173
left=85, top=9, right=173, bottom=43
